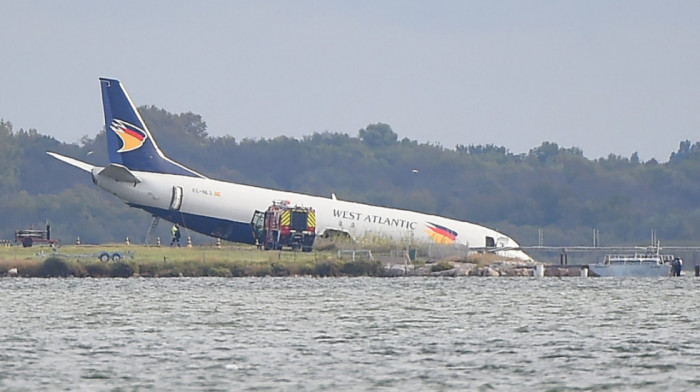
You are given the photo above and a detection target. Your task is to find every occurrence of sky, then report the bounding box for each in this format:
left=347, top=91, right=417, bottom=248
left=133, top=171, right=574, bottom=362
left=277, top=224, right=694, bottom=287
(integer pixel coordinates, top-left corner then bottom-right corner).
left=1, top=0, right=699, bottom=161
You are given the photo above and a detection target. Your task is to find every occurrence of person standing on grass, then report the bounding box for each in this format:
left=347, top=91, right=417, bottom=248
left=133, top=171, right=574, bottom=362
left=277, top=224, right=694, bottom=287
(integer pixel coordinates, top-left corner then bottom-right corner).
left=171, top=224, right=181, bottom=247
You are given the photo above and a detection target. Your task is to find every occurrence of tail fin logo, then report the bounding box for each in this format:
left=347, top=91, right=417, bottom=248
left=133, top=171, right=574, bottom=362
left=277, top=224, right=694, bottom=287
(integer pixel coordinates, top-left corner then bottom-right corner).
left=110, top=119, right=148, bottom=153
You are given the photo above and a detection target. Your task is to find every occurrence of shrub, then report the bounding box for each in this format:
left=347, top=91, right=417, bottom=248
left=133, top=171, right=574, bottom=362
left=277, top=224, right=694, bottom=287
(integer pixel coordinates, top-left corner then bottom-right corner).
left=314, top=260, right=340, bottom=277
left=136, top=262, right=159, bottom=277
left=39, top=257, right=71, bottom=277
left=296, top=263, right=315, bottom=276
left=207, top=266, right=233, bottom=277
left=340, top=260, right=384, bottom=276
left=70, top=262, right=88, bottom=277
left=111, top=261, right=135, bottom=277
left=246, top=264, right=272, bottom=277
left=85, top=261, right=111, bottom=277
left=431, top=261, right=454, bottom=273
left=230, top=263, right=246, bottom=277
left=270, top=263, right=290, bottom=276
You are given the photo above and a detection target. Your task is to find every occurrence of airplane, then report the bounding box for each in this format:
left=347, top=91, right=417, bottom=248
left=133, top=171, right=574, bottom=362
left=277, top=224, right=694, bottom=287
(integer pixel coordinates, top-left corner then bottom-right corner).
left=48, top=78, right=531, bottom=260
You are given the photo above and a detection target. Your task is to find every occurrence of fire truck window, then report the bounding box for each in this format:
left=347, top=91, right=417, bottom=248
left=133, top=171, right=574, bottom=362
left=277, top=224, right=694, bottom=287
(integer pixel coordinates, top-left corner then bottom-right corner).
left=291, top=211, right=307, bottom=231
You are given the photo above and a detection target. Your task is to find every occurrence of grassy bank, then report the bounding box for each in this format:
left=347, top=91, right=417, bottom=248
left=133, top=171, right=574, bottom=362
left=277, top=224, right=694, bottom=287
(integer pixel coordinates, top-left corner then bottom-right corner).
left=0, top=244, right=385, bottom=278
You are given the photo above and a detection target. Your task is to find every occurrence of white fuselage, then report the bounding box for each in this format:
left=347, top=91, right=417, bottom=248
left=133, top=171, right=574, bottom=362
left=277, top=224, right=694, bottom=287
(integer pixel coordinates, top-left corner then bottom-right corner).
left=92, top=167, right=530, bottom=260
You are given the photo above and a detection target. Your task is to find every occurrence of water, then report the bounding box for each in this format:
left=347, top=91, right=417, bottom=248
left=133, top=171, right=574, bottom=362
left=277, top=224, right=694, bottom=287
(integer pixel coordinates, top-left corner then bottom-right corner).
left=1, top=277, right=699, bottom=391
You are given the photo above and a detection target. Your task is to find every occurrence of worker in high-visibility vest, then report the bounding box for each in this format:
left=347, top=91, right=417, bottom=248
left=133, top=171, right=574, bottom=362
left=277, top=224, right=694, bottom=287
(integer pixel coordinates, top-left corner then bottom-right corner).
left=171, top=224, right=181, bottom=247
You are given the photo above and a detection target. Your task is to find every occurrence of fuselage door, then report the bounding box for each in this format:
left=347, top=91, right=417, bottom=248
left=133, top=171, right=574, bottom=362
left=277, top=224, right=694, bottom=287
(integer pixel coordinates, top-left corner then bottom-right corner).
left=250, top=210, right=267, bottom=245
left=170, top=186, right=183, bottom=210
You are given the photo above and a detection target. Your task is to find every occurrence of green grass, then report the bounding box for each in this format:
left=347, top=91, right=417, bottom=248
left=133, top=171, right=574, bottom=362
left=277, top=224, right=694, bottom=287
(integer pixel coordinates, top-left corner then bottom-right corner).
left=0, top=243, right=384, bottom=278
left=0, top=241, right=518, bottom=278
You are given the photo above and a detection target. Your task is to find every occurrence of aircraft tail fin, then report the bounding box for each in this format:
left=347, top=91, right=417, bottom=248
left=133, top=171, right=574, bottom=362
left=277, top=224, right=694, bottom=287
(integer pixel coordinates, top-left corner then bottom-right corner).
left=100, top=78, right=205, bottom=178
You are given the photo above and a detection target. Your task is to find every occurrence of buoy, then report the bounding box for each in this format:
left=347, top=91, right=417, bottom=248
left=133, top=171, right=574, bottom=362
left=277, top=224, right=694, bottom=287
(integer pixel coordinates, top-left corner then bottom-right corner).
left=580, top=267, right=589, bottom=278
left=187, top=236, right=192, bottom=248
left=156, top=237, right=161, bottom=247
left=216, top=237, right=222, bottom=248
left=8, top=268, right=18, bottom=277
left=76, top=237, right=81, bottom=245
left=125, top=237, right=130, bottom=246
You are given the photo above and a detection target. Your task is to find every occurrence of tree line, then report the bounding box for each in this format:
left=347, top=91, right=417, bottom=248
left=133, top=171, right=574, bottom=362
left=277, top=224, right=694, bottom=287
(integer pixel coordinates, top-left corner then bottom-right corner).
left=1, top=107, right=700, bottom=247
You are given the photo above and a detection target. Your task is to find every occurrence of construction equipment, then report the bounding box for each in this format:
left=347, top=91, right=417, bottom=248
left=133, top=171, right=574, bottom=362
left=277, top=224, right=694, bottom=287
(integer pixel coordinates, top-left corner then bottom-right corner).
left=15, top=222, right=59, bottom=248
left=251, top=201, right=316, bottom=251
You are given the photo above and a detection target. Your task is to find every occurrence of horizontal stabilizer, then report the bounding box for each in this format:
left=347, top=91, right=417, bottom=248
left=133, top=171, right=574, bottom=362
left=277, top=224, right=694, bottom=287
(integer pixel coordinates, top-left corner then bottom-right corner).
left=98, top=164, right=142, bottom=184
left=47, top=152, right=95, bottom=172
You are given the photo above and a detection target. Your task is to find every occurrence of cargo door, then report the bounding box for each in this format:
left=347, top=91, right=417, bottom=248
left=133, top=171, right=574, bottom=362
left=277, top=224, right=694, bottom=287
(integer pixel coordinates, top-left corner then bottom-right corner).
left=250, top=210, right=265, bottom=244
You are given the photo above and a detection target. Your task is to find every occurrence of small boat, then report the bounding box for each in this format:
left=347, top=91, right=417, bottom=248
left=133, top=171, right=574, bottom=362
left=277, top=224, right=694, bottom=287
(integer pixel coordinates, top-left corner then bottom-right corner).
left=588, top=249, right=677, bottom=277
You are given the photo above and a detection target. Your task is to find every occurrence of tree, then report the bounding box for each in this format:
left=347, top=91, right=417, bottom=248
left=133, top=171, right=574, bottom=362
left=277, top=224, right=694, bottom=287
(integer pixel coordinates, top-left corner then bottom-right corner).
left=0, top=120, right=21, bottom=195
left=528, top=142, right=560, bottom=163
left=358, top=123, right=397, bottom=148
left=670, top=140, right=700, bottom=164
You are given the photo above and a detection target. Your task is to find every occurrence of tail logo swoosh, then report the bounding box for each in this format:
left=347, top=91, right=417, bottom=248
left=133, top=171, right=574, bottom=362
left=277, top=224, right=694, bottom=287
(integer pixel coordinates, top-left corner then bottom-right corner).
left=425, top=222, right=458, bottom=244
left=111, top=119, right=148, bottom=153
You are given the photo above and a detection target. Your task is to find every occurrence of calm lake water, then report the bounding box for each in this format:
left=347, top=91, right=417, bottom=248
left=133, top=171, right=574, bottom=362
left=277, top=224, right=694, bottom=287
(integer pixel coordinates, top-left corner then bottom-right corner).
left=1, top=277, right=699, bottom=391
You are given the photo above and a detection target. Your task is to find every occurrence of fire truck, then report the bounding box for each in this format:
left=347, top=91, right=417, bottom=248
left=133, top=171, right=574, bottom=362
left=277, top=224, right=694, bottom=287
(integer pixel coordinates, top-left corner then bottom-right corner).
left=251, top=201, right=316, bottom=251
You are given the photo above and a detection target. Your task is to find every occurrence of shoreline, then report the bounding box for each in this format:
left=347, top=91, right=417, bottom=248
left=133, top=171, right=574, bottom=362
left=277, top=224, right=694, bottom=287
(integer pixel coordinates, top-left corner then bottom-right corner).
left=0, top=243, right=594, bottom=278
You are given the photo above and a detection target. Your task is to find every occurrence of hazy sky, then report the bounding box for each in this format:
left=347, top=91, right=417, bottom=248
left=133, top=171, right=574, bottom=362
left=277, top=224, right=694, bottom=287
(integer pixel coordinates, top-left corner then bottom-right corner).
left=2, top=1, right=699, bottom=161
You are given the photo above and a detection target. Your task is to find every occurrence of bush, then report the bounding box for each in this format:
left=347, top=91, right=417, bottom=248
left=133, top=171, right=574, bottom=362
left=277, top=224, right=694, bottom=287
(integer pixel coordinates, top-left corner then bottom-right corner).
left=85, top=261, right=111, bottom=277
left=296, top=263, right=315, bottom=276
left=431, top=261, right=454, bottom=273
left=230, top=263, right=246, bottom=277
left=246, top=264, right=272, bottom=277
left=136, top=262, right=159, bottom=277
left=207, top=266, right=232, bottom=277
left=111, top=261, right=135, bottom=277
left=39, top=257, right=71, bottom=277
left=340, top=260, right=384, bottom=276
left=270, top=263, right=290, bottom=276
left=314, top=260, right=340, bottom=277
